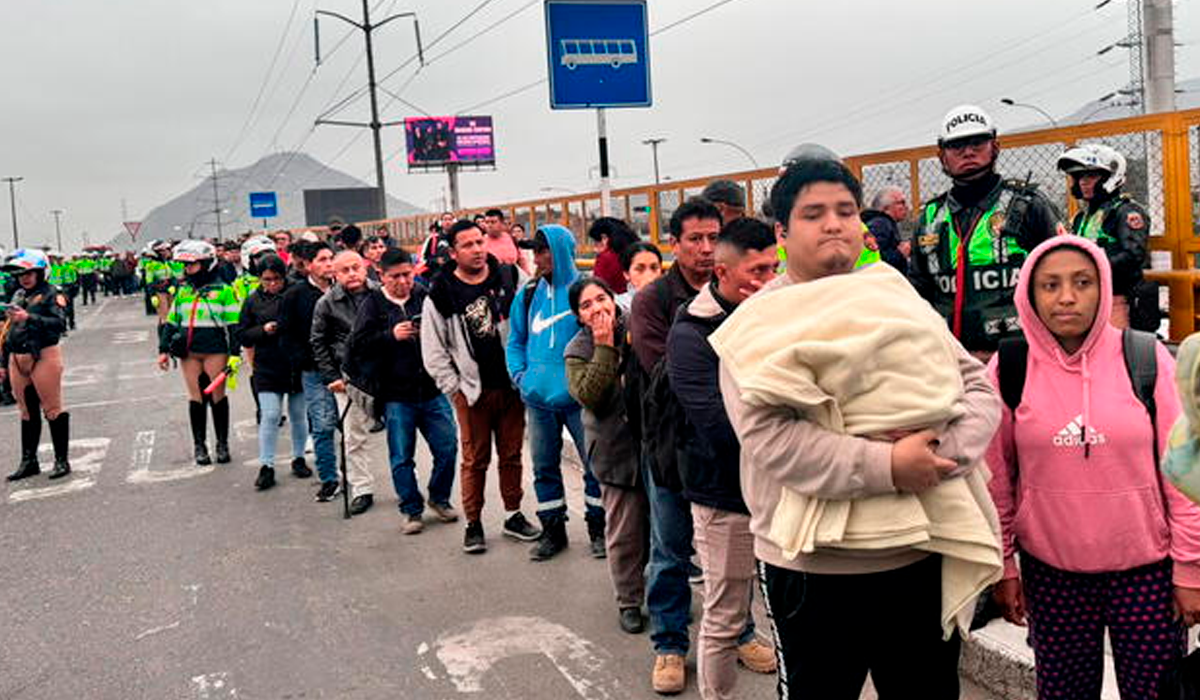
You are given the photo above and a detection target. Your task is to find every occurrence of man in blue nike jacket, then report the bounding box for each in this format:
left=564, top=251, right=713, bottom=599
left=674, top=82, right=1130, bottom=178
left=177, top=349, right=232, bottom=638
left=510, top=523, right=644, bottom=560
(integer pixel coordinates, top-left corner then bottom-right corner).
left=507, top=224, right=606, bottom=561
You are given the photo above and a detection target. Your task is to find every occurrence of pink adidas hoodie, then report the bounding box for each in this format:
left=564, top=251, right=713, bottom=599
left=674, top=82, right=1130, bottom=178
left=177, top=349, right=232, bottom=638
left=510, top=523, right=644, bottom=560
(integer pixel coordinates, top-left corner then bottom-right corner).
left=985, top=236, right=1200, bottom=587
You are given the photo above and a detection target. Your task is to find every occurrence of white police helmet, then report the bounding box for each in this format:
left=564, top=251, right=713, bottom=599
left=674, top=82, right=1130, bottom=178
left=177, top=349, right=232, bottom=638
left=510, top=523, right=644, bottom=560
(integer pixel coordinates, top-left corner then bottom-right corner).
left=938, top=104, right=997, bottom=145
left=1057, top=144, right=1126, bottom=193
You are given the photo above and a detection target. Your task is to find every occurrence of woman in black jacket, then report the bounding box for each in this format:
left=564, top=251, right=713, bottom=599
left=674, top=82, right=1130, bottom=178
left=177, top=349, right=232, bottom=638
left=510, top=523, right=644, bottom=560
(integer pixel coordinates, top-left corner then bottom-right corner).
left=237, top=254, right=310, bottom=490
left=2, top=248, right=72, bottom=481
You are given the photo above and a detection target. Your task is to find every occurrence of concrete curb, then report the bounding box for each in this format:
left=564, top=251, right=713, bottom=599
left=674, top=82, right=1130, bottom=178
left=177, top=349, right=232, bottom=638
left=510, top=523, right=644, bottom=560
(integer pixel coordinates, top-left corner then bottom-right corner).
left=960, top=621, right=1036, bottom=700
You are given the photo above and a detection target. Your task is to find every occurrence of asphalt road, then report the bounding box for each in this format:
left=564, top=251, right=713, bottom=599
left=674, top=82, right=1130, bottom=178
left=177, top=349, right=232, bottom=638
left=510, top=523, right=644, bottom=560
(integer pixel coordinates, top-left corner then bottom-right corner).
left=0, top=295, right=995, bottom=700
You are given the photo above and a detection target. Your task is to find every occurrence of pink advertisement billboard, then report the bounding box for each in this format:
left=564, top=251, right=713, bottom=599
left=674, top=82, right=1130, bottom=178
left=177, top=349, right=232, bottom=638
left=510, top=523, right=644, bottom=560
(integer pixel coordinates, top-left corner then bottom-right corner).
left=404, top=115, right=495, bottom=168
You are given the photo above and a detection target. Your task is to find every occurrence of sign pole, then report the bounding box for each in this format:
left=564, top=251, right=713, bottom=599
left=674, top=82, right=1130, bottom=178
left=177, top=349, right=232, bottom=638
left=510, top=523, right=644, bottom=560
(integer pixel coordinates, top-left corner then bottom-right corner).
left=446, top=162, right=461, bottom=212
left=597, top=108, right=612, bottom=216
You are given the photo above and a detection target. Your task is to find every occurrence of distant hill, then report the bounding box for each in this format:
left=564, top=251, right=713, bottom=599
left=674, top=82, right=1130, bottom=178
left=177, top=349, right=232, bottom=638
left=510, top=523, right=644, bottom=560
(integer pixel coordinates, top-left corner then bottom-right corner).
left=109, top=152, right=423, bottom=249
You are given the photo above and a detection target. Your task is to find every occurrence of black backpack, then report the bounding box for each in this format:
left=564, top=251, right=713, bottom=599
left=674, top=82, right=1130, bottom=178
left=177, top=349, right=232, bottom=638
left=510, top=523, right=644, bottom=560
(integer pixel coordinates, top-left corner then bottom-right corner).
left=636, top=281, right=692, bottom=493
left=997, top=328, right=1159, bottom=465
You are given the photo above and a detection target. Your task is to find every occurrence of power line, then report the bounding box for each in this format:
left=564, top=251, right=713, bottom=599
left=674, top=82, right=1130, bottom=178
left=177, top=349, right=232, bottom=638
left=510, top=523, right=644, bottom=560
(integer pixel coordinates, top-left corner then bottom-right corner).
left=450, top=0, right=748, bottom=115
left=222, top=0, right=305, bottom=164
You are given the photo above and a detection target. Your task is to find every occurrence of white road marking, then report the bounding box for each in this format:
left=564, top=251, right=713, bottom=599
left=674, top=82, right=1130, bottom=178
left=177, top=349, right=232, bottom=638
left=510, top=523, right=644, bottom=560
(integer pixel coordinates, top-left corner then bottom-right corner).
left=420, top=616, right=629, bottom=698
left=134, top=620, right=181, bottom=640
left=0, top=393, right=184, bottom=418
left=112, top=330, right=150, bottom=345
left=126, top=430, right=214, bottom=484
left=62, top=363, right=105, bottom=387
left=190, top=672, right=236, bottom=699
left=6, top=438, right=110, bottom=503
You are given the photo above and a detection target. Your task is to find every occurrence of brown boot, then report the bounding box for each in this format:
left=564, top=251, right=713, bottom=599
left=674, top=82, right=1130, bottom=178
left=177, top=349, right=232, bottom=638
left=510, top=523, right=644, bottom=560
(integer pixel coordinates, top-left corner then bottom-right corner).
left=651, top=653, right=686, bottom=695
left=737, top=640, right=778, bottom=674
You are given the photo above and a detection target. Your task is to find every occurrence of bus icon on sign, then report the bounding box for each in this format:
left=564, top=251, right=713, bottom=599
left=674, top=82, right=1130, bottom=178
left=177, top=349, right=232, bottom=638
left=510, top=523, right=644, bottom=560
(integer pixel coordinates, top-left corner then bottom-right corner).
left=560, top=38, right=638, bottom=70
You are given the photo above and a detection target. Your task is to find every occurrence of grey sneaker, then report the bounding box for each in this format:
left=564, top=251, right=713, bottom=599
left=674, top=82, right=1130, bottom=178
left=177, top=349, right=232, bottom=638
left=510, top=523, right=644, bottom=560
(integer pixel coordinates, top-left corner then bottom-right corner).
left=401, top=513, right=424, bottom=535
left=428, top=501, right=459, bottom=523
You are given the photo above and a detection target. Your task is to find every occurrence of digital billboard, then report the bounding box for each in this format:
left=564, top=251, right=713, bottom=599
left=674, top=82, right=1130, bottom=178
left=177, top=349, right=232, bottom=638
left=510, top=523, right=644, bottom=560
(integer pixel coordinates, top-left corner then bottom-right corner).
left=404, top=115, right=495, bottom=168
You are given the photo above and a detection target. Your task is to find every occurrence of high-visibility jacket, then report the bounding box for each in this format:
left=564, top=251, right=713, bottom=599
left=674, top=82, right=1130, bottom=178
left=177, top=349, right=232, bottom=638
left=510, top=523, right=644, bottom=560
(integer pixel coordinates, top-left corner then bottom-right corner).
left=158, top=281, right=240, bottom=356
left=908, top=177, right=1060, bottom=352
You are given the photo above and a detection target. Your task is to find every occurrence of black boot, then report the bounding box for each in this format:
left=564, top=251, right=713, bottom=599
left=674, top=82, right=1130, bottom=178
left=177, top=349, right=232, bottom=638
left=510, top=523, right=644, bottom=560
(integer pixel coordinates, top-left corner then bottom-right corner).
left=211, top=397, right=231, bottom=464
left=47, top=412, right=71, bottom=480
left=587, top=517, right=607, bottom=559
left=529, top=520, right=569, bottom=561
left=189, top=401, right=211, bottom=465
left=7, top=417, right=42, bottom=481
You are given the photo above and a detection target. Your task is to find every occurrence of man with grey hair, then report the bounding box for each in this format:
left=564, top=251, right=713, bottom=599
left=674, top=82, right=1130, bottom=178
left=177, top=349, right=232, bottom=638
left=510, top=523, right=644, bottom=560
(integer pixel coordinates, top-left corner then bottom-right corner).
left=861, top=186, right=910, bottom=272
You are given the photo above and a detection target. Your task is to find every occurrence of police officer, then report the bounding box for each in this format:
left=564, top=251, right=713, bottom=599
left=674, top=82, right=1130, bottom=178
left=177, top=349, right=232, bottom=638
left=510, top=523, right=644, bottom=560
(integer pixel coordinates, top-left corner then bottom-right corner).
left=1057, top=144, right=1157, bottom=331
left=233, top=235, right=276, bottom=303
left=909, top=104, right=1062, bottom=356
left=156, top=240, right=241, bottom=466
left=141, top=240, right=175, bottom=322
left=1, top=249, right=72, bottom=481
left=77, top=252, right=98, bottom=306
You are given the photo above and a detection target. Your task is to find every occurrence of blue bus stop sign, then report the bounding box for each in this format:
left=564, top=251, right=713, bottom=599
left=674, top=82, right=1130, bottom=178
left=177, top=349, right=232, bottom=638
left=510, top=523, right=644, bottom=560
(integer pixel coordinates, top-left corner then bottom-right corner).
left=249, top=191, right=278, bottom=219
left=545, top=0, right=651, bottom=110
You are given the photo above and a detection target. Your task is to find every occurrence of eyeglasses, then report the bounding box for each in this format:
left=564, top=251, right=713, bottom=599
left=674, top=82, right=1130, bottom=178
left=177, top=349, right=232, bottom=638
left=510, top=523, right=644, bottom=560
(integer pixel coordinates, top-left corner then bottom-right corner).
left=942, top=135, right=993, bottom=152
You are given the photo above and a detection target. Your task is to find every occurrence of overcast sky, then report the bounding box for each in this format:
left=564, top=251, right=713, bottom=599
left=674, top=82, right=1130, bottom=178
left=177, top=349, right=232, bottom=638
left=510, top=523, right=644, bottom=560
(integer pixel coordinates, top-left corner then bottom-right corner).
left=3, top=0, right=1198, bottom=251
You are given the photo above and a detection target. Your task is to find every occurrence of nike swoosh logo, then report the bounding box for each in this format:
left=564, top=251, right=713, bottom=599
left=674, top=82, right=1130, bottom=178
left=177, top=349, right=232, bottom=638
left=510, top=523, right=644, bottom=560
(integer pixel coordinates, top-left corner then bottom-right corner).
left=531, top=309, right=572, bottom=334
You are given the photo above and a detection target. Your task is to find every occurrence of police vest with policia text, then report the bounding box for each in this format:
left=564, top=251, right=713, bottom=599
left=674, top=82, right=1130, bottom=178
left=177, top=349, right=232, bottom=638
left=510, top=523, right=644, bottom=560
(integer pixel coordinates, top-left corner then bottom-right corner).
left=915, top=180, right=1043, bottom=350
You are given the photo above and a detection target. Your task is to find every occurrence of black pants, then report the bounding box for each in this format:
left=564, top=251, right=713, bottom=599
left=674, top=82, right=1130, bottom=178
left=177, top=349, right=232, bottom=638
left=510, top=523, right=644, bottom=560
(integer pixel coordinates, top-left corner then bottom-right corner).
left=80, top=275, right=96, bottom=305
left=759, top=554, right=961, bottom=699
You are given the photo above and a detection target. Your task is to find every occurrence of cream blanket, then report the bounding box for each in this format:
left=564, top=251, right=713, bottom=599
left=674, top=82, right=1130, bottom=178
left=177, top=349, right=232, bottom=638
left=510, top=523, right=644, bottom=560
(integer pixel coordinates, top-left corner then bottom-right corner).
left=709, top=263, right=1002, bottom=638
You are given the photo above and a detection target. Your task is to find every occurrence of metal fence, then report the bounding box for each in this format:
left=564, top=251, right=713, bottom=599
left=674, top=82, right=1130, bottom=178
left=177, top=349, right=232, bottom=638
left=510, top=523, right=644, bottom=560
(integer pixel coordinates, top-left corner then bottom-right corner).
left=321, top=108, right=1200, bottom=339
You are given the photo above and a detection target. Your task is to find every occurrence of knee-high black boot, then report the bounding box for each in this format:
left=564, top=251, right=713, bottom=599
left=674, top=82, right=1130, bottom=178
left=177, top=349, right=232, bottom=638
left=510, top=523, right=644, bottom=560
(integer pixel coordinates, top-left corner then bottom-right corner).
left=7, top=415, right=42, bottom=481
left=48, top=412, right=71, bottom=479
left=189, top=401, right=211, bottom=465
left=211, top=397, right=230, bottom=464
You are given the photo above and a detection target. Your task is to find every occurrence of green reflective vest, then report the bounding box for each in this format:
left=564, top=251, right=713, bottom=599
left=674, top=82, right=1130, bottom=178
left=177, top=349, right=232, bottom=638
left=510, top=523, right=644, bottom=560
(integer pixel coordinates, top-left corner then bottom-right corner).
left=166, top=283, right=241, bottom=330
left=76, top=258, right=97, bottom=275
left=1072, top=196, right=1126, bottom=246
left=231, top=273, right=259, bottom=303
left=922, top=188, right=1027, bottom=268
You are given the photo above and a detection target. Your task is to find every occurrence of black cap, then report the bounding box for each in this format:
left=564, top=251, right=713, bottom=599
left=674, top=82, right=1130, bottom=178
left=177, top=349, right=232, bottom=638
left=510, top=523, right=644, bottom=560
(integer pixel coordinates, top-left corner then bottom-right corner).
left=517, top=230, right=549, bottom=250
left=701, top=180, right=746, bottom=208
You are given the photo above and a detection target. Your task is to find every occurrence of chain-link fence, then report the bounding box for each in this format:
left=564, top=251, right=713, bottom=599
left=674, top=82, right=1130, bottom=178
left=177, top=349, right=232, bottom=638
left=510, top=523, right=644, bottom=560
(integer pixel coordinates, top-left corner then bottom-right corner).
left=860, top=162, right=912, bottom=210
left=1190, top=124, right=1200, bottom=238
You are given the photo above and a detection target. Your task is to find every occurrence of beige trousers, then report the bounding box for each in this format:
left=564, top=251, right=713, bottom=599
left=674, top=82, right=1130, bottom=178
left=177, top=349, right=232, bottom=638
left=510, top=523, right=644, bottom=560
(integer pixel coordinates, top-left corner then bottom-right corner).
left=692, top=503, right=756, bottom=700
left=336, top=392, right=376, bottom=498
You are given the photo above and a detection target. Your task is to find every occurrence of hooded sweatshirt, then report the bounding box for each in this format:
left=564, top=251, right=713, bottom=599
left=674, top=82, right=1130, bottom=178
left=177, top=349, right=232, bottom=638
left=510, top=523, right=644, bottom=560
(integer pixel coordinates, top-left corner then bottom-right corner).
left=985, top=236, right=1200, bottom=587
left=505, top=224, right=581, bottom=410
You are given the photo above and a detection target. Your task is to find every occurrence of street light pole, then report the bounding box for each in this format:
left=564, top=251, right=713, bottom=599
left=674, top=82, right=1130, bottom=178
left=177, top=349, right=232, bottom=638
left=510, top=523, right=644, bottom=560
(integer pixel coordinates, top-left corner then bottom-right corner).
left=50, top=209, right=64, bottom=251
left=3, top=177, right=23, bottom=248
left=999, top=98, right=1059, bottom=128
left=642, top=138, right=666, bottom=185
left=315, top=3, right=424, bottom=220
left=699, top=138, right=758, bottom=168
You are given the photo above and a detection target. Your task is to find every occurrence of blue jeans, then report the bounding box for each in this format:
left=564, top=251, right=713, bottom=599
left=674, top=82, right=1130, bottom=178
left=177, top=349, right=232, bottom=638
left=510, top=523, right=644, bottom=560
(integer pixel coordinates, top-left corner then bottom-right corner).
left=257, top=391, right=307, bottom=468
left=526, top=403, right=604, bottom=527
left=301, top=371, right=338, bottom=483
left=644, top=457, right=694, bottom=655
left=385, top=396, right=458, bottom=516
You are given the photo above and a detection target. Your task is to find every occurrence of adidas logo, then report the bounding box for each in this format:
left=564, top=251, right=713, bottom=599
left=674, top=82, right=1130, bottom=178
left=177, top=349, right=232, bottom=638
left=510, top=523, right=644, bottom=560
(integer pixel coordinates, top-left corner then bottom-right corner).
left=1053, top=415, right=1107, bottom=448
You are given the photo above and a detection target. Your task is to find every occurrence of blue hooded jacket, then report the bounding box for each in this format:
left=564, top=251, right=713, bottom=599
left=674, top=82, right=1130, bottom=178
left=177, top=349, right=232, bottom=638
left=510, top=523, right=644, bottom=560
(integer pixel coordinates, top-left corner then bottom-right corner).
left=506, top=224, right=581, bottom=409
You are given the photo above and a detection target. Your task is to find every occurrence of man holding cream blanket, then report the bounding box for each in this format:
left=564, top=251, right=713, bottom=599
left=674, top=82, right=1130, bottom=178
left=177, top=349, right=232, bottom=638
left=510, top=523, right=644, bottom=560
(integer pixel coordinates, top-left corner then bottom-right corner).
left=717, top=157, right=1002, bottom=699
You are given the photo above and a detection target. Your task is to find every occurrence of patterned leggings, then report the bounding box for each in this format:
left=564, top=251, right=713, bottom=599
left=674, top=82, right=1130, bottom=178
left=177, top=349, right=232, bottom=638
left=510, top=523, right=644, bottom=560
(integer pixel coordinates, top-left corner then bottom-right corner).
left=1022, top=552, right=1185, bottom=699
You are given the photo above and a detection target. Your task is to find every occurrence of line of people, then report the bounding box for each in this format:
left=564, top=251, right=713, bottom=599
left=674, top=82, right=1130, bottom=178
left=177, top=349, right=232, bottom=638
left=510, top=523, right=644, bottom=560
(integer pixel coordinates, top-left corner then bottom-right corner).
left=4, top=100, right=1193, bottom=700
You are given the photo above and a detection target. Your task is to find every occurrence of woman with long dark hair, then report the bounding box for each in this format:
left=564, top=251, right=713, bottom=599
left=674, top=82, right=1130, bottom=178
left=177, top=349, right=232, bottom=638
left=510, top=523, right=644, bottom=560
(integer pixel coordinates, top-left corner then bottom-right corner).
left=588, top=217, right=639, bottom=294
left=564, top=276, right=650, bottom=634
left=238, top=254, right=310, bottom=490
